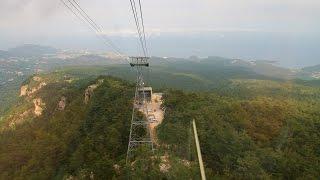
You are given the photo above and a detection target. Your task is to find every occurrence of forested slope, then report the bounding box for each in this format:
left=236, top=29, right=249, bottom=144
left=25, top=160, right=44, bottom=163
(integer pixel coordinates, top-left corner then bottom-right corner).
left=0, top=65, right=319, bottom=179
left=0, top=75, right=134, bottom=179
left=157, top=79, right=320, bottom=179
left=0, top=72, right=200, bottom=179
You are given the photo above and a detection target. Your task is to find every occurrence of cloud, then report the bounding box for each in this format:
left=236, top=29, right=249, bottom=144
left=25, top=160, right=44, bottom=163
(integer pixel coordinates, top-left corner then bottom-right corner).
left=0, top=0, right=61, bottom=27
left=1, top=0, right=319, bottom=32
left=0, top=0, right=319, bottom=45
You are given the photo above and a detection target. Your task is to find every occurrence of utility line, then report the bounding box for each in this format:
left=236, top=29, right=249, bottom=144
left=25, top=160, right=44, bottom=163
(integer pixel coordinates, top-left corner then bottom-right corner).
left=70, top=0, right=124, bottom=56
left=60, top=0, right=104, bottom=42
left=71, top=0, right=102, bottom=31
left=129, top=0, right=145, bottom=55
left=66, top=0, right=123, bottom=55
left=60, top=0, right=128, bottom=61
left=137, top=0, right=148, bottom=56
left=129, top=0, right=147, bottom=56
left=131, top=0, right=146, bottom=55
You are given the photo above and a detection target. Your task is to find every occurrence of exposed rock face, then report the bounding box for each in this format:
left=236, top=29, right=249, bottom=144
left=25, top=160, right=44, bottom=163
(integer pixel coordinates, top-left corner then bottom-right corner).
left=84, top=85, right=97, bottom=104
left=33, top=76, right=41, bottom=82
left=58, top=97, right=67, bottom=111
left=84, top=79, right=104, bottom=104
left=20, top=82, right=47, bottom=97
left=31, top=82, right=47, bottom=94
left=20, top=85, right=28, bottom=96
left=33, top=98, right=45, bottom=116
left=6, top=94, right=47, bottom=129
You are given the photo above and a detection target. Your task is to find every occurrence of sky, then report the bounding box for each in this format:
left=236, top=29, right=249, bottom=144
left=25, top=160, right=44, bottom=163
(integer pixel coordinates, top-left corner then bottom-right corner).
left=0, top=0, right=320, bottom=67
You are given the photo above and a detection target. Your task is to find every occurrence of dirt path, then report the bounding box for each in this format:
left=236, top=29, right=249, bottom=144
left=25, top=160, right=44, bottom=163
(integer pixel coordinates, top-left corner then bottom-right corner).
left=148, top=93, right=164, bottom=144
left=137, top=92, right=164, bottom=144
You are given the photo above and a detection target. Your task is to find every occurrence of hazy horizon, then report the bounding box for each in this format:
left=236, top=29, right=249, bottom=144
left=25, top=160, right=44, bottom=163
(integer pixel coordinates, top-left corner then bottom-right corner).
left=1, top=0, right=319, bottom=68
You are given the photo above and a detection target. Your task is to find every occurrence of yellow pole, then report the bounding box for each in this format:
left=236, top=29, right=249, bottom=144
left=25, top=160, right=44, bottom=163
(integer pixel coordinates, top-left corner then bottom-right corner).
left=193, top=119, right=206, bottom=180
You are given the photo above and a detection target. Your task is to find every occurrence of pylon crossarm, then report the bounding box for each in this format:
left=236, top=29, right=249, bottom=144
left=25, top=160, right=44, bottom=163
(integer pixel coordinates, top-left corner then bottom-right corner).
left=129, top=56, right=150, bottom=67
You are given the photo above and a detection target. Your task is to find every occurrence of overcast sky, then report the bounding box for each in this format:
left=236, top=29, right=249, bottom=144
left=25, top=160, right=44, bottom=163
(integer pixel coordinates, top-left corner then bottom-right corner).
left=1, top=0, right=320, bottom=67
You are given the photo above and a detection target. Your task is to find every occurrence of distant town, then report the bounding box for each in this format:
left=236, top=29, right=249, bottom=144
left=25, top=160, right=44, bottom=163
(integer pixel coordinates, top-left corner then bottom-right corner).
left=1, top=44, right=320, bottom=88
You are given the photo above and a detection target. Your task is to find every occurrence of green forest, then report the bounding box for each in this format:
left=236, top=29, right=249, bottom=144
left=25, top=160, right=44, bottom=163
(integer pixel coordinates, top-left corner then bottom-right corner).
left=0, top=76, right=133, bottom=179
left=0, top=65, right=320, bottom=179
left=158, top=85, right=320, bottom=179
left=0, top=74, right=200, bottom=179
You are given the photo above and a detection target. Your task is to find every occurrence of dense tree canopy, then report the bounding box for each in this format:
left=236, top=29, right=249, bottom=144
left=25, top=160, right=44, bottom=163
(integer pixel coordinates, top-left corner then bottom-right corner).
left=157, top=80, right=320, bottom=179
left=0, top=68, right=319, bottom=179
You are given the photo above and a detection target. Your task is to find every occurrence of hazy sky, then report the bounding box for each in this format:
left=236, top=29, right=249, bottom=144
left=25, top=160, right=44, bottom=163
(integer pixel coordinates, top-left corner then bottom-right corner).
left=1, top=0, right=320, bottom=67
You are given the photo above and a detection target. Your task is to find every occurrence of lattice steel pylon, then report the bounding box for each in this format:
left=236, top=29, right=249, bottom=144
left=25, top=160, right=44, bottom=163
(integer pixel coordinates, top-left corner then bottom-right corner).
left=126, top=56, right=154, bottom=164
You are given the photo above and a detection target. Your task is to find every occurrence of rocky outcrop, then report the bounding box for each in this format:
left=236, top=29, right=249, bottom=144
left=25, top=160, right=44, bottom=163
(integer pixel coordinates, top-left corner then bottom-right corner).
left=33, top=98, right=45, bottom=116
left=58, top=97, right=67, bottom=111
left=20, top=82, right=47, bottom=97
left=20, top=85, right=28, bottom=96
left=33, top=76, right=41, bottom=82
left=4, top=97, right=46, bottom=129
left=30, top=82, right=47, bottom=94
left=84, top=79, right=104, bottom=104
left=84, top=85, right=97, bottom=104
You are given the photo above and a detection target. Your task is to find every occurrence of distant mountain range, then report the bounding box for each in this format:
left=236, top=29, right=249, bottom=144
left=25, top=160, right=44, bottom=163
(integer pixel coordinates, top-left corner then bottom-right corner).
left=152, top=56, right=320, bottom=80
left=1, top=44, right=319, bottom=80
left=204, top=57, right=295, bottom=80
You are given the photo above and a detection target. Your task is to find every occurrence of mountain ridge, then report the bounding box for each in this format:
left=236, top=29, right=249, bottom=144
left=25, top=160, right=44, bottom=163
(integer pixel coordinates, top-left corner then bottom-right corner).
left=1, top=68, right=319, bottom=179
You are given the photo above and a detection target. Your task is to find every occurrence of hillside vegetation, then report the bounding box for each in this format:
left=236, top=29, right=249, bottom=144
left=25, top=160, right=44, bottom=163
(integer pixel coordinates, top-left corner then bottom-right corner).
left=157, top=79, right=320, bottom=179
left=0, top=73, right=200, bottom=179
left=0, top=65, right=319, bottom=179
left=0, top=74, right=135, bottom=179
